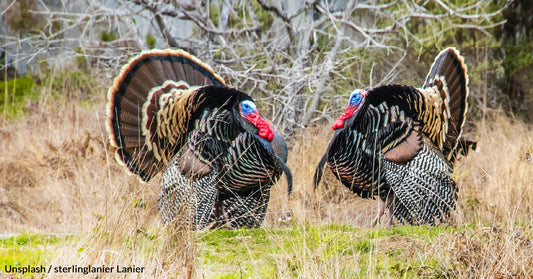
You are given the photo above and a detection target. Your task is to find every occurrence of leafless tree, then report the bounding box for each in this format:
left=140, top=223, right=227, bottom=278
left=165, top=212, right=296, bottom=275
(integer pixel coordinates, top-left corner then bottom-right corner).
left=1, top=0, right=508, bottom=135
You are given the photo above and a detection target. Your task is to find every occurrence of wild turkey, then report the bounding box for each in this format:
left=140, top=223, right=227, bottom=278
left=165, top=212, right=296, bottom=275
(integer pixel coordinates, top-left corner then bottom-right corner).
left=106, top=49, right=292, bottom=229
left=314, top=47, right=477, bottom=226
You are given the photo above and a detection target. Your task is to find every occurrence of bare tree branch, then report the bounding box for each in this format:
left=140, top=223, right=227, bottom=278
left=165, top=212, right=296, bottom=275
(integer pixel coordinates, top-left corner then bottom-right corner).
left=301, top=0, right=357, bottom=126
left=1, top=0, right=508, bottom=134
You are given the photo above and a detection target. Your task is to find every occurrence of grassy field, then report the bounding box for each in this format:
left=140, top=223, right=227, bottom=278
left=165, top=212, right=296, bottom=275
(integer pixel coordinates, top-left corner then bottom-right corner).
left=1, top=83, right=533, bottom=278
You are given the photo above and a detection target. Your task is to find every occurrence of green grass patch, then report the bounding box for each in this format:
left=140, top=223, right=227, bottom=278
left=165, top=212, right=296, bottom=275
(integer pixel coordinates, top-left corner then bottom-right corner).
left=198, top=224, right=456, bottom=277
left=0, top=76, right=36, bottom=118
left=1, top=224, right=523, bottom=278
left=0, top=70, right=99, bottom=119
left=0, top=232, right=69, bottom=273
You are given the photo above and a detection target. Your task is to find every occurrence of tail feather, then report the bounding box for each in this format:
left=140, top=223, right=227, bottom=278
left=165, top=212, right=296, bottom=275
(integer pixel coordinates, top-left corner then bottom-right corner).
left=115, top=146, right=161, bottom=182
left=447, top=138, right=478, bottom=163
left=159, top=59, right=179, bottom=82
left=143, top=81, right=190, bottom=152
left=424, top=47, right=469, bottom=158
left=107, top=49, right=225, bottom=182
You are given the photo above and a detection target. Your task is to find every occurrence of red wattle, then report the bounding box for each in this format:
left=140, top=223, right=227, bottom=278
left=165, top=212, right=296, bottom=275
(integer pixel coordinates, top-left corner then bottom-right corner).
left=267, top=129, right=274, bottom=141
left=332, top=106, right=356, bottom=130
left=258, top=128, right=274, bottom=141
left=248, top=112, right=274, bottom=141
left=332, top=119, right=345, bottom=130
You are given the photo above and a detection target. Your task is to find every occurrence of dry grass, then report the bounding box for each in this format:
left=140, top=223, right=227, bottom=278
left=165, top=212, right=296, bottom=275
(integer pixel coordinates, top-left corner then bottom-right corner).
left=266, top=126, right=379, bottom=227
left=1, top=92, right=533, bottom=277
left=455, top=113, right=533, bottom=225
left=0, top=95, right=197, bottom=276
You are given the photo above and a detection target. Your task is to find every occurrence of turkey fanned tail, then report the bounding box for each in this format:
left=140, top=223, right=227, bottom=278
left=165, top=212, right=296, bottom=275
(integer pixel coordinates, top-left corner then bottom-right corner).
left=107, top=49, right=225, bottom=182
left=423, top=47, right=471, bottom=161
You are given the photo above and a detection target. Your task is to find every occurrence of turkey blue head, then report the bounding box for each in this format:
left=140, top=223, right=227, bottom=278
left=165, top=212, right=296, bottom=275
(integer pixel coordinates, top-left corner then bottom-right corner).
left=239, top=100, right=274, bottom=141
left=332, top=89, right=368, bottom=130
